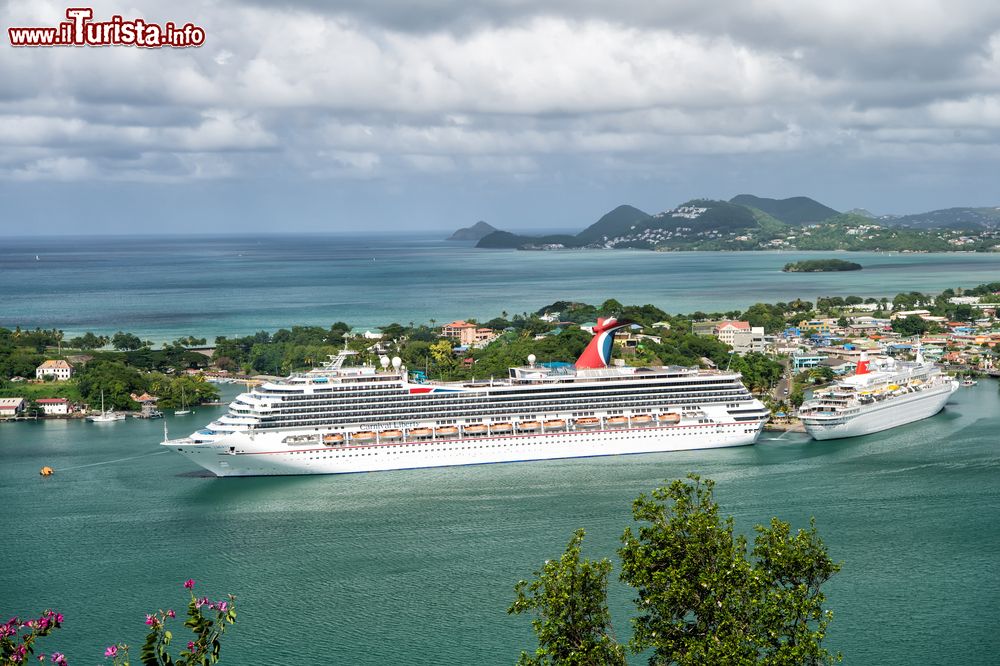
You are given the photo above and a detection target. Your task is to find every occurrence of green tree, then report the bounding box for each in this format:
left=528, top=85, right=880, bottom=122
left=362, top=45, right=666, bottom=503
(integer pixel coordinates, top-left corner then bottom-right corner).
left=508, top=529, right=627, bottom=666
left=111, top=331, right=144, bottom=351
left=619, top=475, right=840, bottom=665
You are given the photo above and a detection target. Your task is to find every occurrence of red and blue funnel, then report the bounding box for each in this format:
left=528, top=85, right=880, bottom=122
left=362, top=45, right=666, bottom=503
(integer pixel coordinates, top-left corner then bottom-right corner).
left=575, top=317, right=634, bottom=369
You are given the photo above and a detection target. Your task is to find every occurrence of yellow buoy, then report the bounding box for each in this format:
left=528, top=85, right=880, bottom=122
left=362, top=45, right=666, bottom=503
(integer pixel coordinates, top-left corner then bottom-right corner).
left=40, top=466, right=54, bottom=477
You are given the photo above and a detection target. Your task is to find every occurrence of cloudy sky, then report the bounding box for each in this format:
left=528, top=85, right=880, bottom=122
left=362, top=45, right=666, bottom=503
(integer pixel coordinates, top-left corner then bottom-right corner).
left=3, top=0, right=1000, bottom=235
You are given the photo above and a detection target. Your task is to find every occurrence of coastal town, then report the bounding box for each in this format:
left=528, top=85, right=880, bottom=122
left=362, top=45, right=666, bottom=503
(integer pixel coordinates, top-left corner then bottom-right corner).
left=2, top=283, right=997, bottom=426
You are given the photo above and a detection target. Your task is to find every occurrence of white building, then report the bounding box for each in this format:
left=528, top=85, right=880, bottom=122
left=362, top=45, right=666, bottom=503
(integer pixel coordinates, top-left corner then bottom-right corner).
left=0, top=397, right=25, bottom=418
left=36, top=398, right=70, bottom=415
left=35, top=360, right=73, bottom=381
left=712, top=321, right=767, bottom=355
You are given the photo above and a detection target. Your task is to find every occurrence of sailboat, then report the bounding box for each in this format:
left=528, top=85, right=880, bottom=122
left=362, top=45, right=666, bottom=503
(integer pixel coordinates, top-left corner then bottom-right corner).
left=87, top=389, right=125, bottom=422
left=174, top=386, right=192, bottom=415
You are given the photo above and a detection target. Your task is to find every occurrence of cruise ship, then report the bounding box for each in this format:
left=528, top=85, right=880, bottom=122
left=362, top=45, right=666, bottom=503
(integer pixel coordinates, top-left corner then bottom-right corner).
left=798, top=352, right=958, bottom=440
left=162, top=318, right=770, bottom=476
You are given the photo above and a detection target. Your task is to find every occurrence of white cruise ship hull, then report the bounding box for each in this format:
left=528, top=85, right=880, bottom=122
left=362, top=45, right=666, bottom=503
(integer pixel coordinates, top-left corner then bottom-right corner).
left=166, top=420, right=765, bottom=477
left=801, top=381, right=957, bottom=441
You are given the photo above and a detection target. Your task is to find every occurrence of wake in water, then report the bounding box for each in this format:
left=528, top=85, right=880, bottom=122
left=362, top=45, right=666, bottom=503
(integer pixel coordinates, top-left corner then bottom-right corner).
left=56, top=449, right=169, bottom=471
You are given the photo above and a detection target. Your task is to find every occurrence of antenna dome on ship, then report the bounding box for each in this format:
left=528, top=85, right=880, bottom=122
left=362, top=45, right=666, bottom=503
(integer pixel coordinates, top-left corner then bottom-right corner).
left=527, top=354, right=536, bottom=367
left=391, top=356, right=402, bottom=369
left=380, top=356, right=390, bottom=368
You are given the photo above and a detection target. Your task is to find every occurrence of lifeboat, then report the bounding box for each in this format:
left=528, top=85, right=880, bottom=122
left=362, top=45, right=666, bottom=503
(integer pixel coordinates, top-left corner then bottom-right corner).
left=574, top=417, right=600, bottom=429
left=607, top=416, right=628, bottom=428
left=379, top=429, right=403, bottom=440
left=658, top=412, right=681, bottom=423
left=351, top=431, right=376, bottom=442
left=631, top=414, right=653, bottom=425
left=490, top=422, right=513, bottom=433
left=435, top=425, right=459, bottom=437
left=517, top=421, right=541, bottom=432
left=322, top=433, right=345, bottom=445
left=408, top=427, right=433, bottom=438
left=463, top=424, right=488, bottom=436
left=543, top=419, right=566, bottom=430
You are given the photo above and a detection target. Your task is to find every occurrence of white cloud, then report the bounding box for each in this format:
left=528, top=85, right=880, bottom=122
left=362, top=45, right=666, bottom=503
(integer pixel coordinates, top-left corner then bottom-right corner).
left=0, top=0, right=998, bottom=187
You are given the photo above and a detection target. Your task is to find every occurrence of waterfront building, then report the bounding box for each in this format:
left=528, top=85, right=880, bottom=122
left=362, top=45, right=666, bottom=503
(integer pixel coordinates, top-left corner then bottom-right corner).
left=0, top=397, right=25, bottom=418
left=36, top=398, right=70, bottom=415
left=35, top=360, right=73, bottom=381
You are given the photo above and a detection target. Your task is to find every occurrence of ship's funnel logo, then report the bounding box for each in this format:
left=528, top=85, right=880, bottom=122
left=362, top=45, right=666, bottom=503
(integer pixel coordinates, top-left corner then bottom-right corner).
left=575, top=317, right=634, bottom=369
left=855, top=351, right=870, bottom=375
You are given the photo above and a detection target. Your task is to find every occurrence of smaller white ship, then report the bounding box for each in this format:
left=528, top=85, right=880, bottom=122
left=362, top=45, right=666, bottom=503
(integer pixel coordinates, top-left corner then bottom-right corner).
left=798, top=351, right=958, bottom=440
left=87, top=390, right=126, bottom=423
left=961, top=379, right=978, bottom=387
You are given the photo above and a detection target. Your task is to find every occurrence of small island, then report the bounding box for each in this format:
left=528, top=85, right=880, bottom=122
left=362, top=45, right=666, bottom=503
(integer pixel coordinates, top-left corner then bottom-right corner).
left=782, top=259, right=863, bottom=272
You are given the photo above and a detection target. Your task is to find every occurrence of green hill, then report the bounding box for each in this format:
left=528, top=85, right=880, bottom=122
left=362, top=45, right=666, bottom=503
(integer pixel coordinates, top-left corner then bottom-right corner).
left=890, top=207, right=1000, bottom=230
left=447, top=221, right=498, bottom=241
left=574, top=205, right=652, bottom=243
left=729, top=194, right=839, bottom=225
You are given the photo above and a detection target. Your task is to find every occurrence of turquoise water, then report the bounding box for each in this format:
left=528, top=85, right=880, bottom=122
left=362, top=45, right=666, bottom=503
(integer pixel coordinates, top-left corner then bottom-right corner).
left=2, top=383, right=998, bottom=664
left=3, top=234, right=1000, bottom=341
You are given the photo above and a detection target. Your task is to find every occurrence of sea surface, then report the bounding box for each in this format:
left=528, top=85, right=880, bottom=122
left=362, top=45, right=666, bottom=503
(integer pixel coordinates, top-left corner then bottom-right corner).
left=3, top=234, right=1000, bottom=341
left=1, top=383, right=998, bottom=664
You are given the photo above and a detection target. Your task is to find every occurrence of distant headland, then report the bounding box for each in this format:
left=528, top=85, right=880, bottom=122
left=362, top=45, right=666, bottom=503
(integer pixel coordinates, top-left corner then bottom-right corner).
left=452, top=194, right=1000, bottom=253
left=782, top=259, right=863, bottom=272
left=446, top=221, right=498, bottom=241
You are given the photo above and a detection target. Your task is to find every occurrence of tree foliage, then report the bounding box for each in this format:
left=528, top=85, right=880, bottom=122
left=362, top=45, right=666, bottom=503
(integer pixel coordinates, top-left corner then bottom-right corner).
left=508, top=530, right=627, bottom=666
left=514, top=476, right=840, bottom=666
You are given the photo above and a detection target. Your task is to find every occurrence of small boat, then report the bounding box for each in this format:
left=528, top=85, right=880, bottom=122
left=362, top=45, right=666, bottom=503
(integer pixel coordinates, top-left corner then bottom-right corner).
left=961, top=379, right=978, bottom=387
left=39, top=466, right=54, bottom=476
left=574, top=417, right=600, bottom=429
left=174, top=386, right=192, bottom=415
left=658, top=412, right=681, bottom=423
left=543, top=419, right=566, bottom=430
left=379, top=429, right=403, bottom=440
left=631, top=414, right=653, bottom=425
left=408, top=427, right=433, bottom=438
left=434, top=426, right=459, bottom=437
left=517, top=421, right=541, bottom=431
left=351, top=430, right=376, bottom=442
left=607, top=416, right=628, bottom=428
left=463, top=424, right=488, bottom=436
left=88, top=390, right=125, bottom=422
left=322, top=433, right=345, bottom=445
left=490, top=422, right=513, bottom=433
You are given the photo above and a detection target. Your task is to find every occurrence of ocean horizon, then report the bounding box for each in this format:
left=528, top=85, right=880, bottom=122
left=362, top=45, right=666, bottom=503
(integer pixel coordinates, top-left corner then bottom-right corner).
left=3, top=233, right=999, bottom=343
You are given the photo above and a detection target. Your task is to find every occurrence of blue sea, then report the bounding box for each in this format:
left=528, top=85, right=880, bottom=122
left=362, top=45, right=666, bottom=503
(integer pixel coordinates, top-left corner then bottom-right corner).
left=2, top=233, right=1000, bottom=341
left=2, top=234, right=999, bottom=664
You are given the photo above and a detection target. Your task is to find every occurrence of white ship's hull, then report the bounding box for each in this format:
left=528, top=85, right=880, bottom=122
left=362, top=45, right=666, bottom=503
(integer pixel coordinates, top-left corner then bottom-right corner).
left=801, top=381, right=958, bottom=441
left=166, top=420, right=765, bottom=477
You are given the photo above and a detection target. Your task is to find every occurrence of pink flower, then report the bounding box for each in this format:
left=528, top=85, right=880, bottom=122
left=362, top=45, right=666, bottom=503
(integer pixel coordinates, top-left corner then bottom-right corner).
left=55, top=614, right=63, bottom=624
left=166, top=610, right=175, bottom=618
left=217, top=601, right=228, bottom=612
left=39, top=618, right=50, bottom=629
left=105, top=646, right=118, bottom=657
left=50, top=653, right=67, bottom=666
left=144, top=614, right=155, bottom=626
left=183, top=579, right=195, bottom=590
left=187, top=641, right=195, bottom=651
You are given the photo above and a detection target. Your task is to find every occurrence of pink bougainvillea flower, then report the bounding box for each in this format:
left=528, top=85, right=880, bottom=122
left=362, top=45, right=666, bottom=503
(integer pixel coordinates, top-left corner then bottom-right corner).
left=187, top=641, right=195, bottom=650
left=183, top=579, right=195, bottom=589
left=217, top=601, right=228, bottom=612
left=55, top=614, right=63, bottom=624
left=105, top=645, right=118, bottom=657
left=145, top=614, right=155, bottom=626
left=166, top=610, right=175, bottom=618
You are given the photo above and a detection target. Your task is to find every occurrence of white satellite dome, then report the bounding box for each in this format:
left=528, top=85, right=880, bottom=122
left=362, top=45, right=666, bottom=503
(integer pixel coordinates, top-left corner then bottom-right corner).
left=527, top=354, right=536, bottom=366
left=391, top=356, right=403, bottom=369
